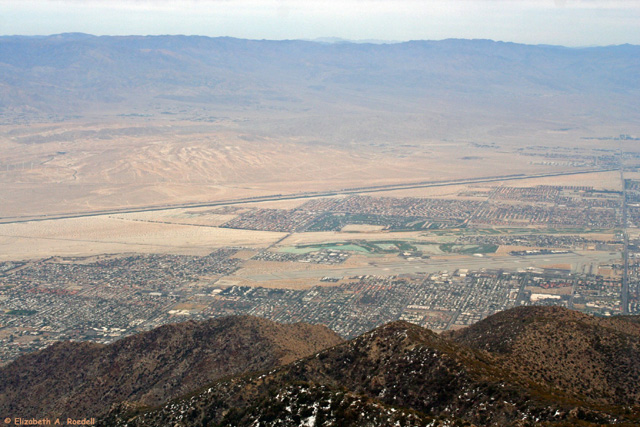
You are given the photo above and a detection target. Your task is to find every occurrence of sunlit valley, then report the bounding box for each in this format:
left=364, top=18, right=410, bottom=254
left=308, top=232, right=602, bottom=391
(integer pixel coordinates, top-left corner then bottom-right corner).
left=1, top=33, right=640, bottom=426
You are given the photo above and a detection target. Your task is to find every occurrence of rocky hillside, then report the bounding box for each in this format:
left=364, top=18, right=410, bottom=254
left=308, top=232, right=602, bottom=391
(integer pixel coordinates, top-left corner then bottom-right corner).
left=4, top=307, right=639, bottom=426
left=0, top=315, right=343, bottom=419
left=106, top=307, right=640, bottom=426
left=447, top=305, right=640, bottom=407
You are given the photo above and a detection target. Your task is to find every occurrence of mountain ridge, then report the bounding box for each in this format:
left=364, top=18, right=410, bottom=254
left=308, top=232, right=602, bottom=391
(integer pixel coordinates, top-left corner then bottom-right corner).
left=108, top=307, right=640, bottom=426
left=447, top=305, right=640, bottom=407
left=1, top=34, right=638, bottom=127
left=0, top=315, right=343, bottom=420
left=3, top=306, right=640, bottom=425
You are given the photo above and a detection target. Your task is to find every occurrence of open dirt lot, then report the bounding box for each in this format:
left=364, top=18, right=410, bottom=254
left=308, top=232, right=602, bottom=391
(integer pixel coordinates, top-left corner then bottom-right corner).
left=0, top=217, right=285, bottom=261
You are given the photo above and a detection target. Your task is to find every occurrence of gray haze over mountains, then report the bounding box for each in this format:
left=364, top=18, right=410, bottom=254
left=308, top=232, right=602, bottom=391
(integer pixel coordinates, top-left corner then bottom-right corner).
left=1, top=33, right=638, bottom=135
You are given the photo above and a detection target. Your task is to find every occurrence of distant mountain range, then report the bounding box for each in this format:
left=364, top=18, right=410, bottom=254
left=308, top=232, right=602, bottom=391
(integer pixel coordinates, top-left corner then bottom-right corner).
left=2, top=307, right=640, bottom=426
left=0, top=34, right=638, bottom=129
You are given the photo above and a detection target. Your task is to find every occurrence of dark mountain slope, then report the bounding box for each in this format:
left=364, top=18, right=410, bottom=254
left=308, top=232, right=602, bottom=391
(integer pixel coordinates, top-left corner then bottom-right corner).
left=4, top=307, right=639, bottom=426
left=108, top=308, right=640, bottom=426
left=0, top=315, right=343, bottom=419
left=447, top=305, right=640, bottom=406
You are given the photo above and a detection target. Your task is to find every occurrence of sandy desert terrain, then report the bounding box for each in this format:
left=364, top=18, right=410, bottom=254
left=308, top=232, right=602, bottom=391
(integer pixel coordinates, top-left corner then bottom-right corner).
left=2, top=118, right=629, bottom=221
left=0, top=215, right=286, bottom=261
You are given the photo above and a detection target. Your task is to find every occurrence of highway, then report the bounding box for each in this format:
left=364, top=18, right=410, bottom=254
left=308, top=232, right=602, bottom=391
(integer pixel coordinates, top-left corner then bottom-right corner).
left=621, top=165, right=630, bottom=314
left=0, top=168, right=615, bottom=224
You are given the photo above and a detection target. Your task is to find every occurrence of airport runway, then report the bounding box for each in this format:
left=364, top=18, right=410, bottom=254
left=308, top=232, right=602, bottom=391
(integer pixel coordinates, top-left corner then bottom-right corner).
left=242, top=251, right=621, bottom=282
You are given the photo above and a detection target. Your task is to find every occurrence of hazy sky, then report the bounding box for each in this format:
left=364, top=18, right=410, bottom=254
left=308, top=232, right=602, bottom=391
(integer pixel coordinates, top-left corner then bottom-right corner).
left=1, top=0, right=639, bottom=46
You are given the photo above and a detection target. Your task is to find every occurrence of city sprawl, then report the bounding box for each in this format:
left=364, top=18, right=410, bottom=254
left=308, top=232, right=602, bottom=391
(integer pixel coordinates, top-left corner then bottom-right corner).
left=2, top=177, right=640, bottom=365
